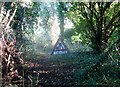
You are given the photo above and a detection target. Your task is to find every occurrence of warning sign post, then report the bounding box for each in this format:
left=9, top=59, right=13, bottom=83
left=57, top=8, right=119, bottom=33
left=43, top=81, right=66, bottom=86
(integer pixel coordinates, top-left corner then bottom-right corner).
left=51, top=38, right=69, bottom=55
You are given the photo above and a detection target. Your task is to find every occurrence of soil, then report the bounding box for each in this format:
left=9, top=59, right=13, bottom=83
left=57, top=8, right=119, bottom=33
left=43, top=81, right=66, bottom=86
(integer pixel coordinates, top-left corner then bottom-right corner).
left=24, top=57, right=74, bottom=86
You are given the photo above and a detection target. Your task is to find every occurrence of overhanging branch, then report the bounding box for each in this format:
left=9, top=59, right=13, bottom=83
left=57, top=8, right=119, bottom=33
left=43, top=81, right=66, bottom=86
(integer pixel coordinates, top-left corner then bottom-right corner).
left=105, top=10, right=120, bottom=32
left=82, top=2, right=98, bottom=20
left=103, top=2, right=112, bottom=13
left=81, top=3, right=96, bottom=36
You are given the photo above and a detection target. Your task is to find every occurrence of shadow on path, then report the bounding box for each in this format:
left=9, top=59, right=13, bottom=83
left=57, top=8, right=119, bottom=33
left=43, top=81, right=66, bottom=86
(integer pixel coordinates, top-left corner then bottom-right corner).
left=24, top=56, right=74, bottom=86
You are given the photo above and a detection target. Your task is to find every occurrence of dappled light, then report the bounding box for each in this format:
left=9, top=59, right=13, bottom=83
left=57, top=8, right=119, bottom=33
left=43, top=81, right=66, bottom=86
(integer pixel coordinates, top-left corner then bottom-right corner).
left=0, top=1, right=119, bottom=87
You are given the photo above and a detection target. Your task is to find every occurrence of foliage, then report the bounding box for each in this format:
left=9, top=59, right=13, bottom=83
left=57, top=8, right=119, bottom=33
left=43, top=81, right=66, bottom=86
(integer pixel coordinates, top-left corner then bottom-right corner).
left=14, top=2, right=41, bottom=49
left=1, top=1, right=119, bottom=86
left=48, top=48, right=119, bottom=85
left=65, top=2, right=120, bottom=53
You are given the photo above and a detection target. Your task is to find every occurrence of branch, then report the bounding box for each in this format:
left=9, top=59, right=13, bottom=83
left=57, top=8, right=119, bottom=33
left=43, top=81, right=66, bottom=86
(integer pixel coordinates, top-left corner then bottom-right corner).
left=0, top=2, right=4, bottom=23
left=82, top=2, right=98, bottom=20
left=108, top=26, right=117, bottom=40
left=5, top=5, right=17, bottom=30
left=92, top=3, right=99, bottom=14
left=112, top=17, right=120, bottom=27
left=1, top=9, right=10, bottom=26
left=112, top=24, right=120, bottom=27
left=103, top=2, right=112, bottom=13
left=105, top=10, right=120, bottom=31
left=82, top=3, right=96, bottom=35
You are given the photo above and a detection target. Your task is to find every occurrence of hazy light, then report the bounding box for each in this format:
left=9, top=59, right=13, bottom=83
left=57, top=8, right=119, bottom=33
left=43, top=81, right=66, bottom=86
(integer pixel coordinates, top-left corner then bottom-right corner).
left=50, top=16, right=60, bottom=45
left=20, top=0, right=32, bottom=8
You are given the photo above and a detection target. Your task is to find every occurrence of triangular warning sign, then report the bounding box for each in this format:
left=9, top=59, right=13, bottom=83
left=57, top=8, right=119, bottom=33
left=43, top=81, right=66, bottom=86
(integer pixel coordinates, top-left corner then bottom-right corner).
left=51, top=38, right=69, bottom=55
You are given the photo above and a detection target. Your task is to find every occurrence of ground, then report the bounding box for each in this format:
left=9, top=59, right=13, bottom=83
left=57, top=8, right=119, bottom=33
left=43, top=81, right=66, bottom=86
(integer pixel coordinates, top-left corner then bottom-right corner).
left=23, top=52, right=96, bottom=86
left=22, top=52, right=120, bottom=86
left=24, top=56, right=73, bottom=86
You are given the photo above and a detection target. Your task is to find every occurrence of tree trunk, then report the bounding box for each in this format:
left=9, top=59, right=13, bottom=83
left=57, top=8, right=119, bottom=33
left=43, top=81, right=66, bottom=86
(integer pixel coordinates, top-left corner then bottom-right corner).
left=57, top=2, right=64, bottom=39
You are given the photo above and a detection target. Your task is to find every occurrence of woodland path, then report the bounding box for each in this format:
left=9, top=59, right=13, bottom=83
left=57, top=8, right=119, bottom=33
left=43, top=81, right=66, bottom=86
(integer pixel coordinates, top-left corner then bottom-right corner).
left=24, top=55, right=74, bottom=86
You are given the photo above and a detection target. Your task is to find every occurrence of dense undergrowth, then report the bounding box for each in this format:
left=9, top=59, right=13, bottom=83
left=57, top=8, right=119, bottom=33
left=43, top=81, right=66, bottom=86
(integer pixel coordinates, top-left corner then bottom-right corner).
left=48, top=52, right=120, bottom=85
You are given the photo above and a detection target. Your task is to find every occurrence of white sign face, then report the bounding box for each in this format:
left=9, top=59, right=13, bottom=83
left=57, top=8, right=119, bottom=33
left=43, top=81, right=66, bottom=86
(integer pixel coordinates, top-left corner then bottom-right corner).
left=53, top=50, right=68, bottom=55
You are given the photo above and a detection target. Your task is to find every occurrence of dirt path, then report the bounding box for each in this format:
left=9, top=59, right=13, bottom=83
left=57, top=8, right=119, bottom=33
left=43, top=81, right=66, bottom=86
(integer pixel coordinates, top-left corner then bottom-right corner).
left=24, top=57, right=74, bottom=86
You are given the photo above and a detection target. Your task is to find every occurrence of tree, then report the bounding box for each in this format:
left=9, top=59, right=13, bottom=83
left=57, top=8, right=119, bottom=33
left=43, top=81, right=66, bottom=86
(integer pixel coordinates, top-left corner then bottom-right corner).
left=66, top=2, right=120, bottom=53
left=12, top=2, right=40, bottom=49
left=57, top=2, right=65, bottom=39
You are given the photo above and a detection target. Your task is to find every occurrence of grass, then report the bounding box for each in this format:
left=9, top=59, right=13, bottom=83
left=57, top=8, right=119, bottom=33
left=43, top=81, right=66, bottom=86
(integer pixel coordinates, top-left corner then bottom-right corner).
left=23, top=51, right=119, bottom=86
left=48, top=52, right=120, bottom=85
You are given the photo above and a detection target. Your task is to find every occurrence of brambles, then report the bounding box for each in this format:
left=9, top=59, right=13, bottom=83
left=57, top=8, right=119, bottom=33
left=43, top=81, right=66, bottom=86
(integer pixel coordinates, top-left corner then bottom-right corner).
left=0, top=2, right=24, bottom=86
